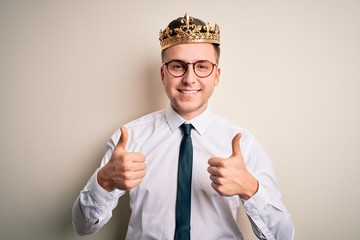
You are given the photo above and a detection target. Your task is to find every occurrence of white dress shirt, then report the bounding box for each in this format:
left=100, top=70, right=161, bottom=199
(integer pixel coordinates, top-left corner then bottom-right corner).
left=72, top=106, right=294, bottom=239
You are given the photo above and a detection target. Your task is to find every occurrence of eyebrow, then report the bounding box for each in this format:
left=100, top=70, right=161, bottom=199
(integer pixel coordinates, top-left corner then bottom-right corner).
left=165, top=59, right=213, bottom=63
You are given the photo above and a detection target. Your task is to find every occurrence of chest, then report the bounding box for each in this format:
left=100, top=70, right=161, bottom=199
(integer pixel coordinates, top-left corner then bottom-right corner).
left=129, top=132, right=234, bottom=200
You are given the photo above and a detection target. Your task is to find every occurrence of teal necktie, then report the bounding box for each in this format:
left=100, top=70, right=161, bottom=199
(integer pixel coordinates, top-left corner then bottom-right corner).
left=174, top=123, right=193, bottom=240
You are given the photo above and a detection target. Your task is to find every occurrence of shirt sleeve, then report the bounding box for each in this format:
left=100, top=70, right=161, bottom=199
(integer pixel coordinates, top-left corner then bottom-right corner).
left=72, top=130, right=126, bottom=235
left=241, top=133, right=294, bottom=240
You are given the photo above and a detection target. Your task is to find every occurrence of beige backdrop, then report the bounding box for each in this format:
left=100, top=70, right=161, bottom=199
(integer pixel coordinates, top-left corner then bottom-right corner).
left=1, top=1, right=359, bottom=239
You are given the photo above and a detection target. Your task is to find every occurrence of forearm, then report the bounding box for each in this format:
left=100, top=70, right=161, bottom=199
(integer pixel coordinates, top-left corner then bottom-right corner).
left=243, top=183, right=294, bottom=240
left=239, top=133, right=294, bottom=239
left=72, top=169, right=126, bottom=235
left=72, top=195, right=109, bottom=235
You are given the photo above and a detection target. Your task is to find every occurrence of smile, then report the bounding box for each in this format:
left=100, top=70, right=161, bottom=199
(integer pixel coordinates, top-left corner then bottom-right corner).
left=179, top=89, right=200, bottom=94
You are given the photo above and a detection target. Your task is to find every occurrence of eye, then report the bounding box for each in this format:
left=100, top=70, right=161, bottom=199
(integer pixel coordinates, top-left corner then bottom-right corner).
left=195, top=61, right=211, bottom=71
left=169, top=61, right=186, bottom=71
left=173, top=63, right=184, bottom=69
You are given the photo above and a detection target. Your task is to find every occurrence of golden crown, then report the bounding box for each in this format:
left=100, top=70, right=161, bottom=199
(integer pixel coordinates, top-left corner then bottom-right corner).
left=159, top=13, right=220, bottom=50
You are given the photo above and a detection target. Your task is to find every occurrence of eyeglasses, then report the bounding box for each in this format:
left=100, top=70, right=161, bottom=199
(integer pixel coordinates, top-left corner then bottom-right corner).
left=163, top=60, right=217, bottom=78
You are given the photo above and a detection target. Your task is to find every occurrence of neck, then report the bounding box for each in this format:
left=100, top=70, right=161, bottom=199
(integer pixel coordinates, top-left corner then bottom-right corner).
left=171, top=104, right=208, bottom=121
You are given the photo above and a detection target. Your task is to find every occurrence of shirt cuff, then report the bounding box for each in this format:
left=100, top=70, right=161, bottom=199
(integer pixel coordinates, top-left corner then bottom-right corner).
left=85, top=168, right=126, bottom=202
left=242, top=182, right=271, bottom=214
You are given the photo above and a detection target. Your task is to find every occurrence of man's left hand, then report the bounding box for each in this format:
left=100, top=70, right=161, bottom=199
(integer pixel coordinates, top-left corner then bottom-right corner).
left=207, top=133, right=259, bottom=200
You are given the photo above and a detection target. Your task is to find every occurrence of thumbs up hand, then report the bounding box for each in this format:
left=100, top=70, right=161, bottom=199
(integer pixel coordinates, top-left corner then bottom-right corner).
left=207, top=133, right=259, bottom=200
left=97, top=126, right=146, bottom=192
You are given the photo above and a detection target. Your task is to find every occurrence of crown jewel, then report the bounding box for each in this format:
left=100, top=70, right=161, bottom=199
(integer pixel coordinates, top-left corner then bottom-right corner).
left=159, top=13, right=220, bottom=50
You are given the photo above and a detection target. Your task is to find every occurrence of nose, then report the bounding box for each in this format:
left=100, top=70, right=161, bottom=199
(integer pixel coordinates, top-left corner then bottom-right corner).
left=182, top=63, right=196, bottom=84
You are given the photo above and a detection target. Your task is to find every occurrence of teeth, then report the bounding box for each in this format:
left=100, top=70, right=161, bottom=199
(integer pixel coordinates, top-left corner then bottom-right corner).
left=181, top=90, right=198, bottom=94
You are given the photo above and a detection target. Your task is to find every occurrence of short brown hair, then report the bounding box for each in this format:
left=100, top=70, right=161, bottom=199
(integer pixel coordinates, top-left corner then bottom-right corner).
left=161, top=44, right=220, bottom=64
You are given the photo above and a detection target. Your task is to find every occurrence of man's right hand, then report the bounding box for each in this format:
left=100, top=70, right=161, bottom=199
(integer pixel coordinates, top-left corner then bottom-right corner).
left=97, top=126, right=146, bottom=192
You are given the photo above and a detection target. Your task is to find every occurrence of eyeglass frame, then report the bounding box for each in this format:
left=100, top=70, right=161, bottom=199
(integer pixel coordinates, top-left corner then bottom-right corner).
left=162, top=59, right=218, bottom=78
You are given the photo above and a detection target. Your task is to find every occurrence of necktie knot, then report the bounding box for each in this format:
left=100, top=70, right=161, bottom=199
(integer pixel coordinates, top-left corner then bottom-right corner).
left=181, top=123, right=192, bottom=135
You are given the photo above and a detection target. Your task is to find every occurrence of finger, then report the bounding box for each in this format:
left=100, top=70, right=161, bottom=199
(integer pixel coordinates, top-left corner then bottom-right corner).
left=209, top=174, right=221, bottom=184
left=120, top=153, right=146, bottom=171
left=208, top=157, right=224, bottom=167
left=210, top=182, right=223, bottom=196
left=119, top=178, right=144, bottom=190
left=131, top=161, right=146, bottom=171
left=131, top=170, right=146, bottom=179
left=207, top=165, right=219, bottom=175
left=231, top=133, right=242, bottom=157
left=131, top=153, right=146, bottom=163
left=128, top=178, right=144, bottom=188
left=122, top=169, right=146, bottom=180
left=117, top=125, right=128, bottom=151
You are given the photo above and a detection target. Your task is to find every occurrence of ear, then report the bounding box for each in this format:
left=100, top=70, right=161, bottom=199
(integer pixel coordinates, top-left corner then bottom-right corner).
left=160, top=66, right=165, bottom=83
left=214, top=66, right=221, bottom=86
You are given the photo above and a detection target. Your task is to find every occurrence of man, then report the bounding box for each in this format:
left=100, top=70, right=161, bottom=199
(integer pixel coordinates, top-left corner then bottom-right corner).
left=72, top=14, right=294, bottom=239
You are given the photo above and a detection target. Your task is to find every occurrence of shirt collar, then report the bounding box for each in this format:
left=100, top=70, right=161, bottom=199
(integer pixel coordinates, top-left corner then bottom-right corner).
left=165, top=106, right=213, bottom=135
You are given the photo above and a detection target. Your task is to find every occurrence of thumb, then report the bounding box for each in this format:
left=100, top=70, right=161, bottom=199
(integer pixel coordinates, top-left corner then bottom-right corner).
left=231, top=133, right=242, bottom=157
left=117, top=125, right=128, bottom=151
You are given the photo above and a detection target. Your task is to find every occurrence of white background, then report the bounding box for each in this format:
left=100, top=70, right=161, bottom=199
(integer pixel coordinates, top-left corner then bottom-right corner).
left=1, top=1, right=359, bottom=239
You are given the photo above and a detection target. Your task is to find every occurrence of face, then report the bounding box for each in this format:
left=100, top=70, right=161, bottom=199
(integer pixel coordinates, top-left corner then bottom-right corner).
left=161, top=43, right=221, bottom=120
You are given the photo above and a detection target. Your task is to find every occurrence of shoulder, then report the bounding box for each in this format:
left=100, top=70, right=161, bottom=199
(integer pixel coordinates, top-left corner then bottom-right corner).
left=108, top=109, right=167, bottom=146
left=125, top=109, right=166, bottom=129
left=209, top=113, right=258, bottom=153
left=210, top=113, right=251, bottom=135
